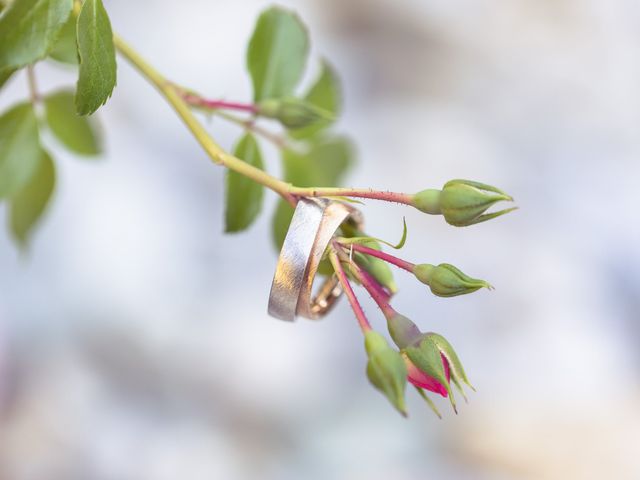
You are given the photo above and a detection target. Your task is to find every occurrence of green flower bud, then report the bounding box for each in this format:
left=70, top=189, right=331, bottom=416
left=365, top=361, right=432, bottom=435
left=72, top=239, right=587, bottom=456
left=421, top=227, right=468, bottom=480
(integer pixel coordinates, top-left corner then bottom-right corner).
left=412, top=179, right=515, bottom=226
left=386, top=314, right=474, bottom=414
left=403, top=334, right=455, bottom=409
left=257, top=97, right=334, bottom=129
left=364, top=331, right=408, bottom=416
left=410, top=188, right=441, bottom=215
left=413, top=263, right=492, bottom=297
left=386, top=313, right=421, bottom=349
left=354, top=240, right=398, bottom=294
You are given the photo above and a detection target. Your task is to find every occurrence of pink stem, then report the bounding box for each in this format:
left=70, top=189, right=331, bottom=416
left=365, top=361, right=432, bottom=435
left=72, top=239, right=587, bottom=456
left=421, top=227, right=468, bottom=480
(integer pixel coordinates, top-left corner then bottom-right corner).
left=358, top=267, right=392, bottom=304
left=302, top=188, right=413, bottom=205
left=346, top=243, right=415, bottom=272
left=349, top=260, right=397, bottom=319
left=182, top=93, right=258, bottom=114
left=328, top=249, right=372, bottom=332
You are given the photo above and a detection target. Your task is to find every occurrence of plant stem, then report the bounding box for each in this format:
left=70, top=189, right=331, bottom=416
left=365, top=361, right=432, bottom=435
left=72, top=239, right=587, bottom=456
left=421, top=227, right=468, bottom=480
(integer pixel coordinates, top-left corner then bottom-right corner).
left=328, top=247, right=372, bottom=333
left=181, top=93, right=258, bottom=113
left=215, top=111, right=291, bottom=150
left=349, top=259, right=397, bottom=318
left=26, top=65, right=40, bottom=104
left=291, top=187, right=413, bottom=205
left=343, top=243, right=415, bottom=272
left=111, top=34, right=414, bottom=208
left=112, top=34, right=297, bottom=205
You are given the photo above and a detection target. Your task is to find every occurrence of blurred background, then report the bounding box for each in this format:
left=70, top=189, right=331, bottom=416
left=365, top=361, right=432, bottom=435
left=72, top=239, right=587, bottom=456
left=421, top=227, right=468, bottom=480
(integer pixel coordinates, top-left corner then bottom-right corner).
left=2, top=0, right=640, bottom=478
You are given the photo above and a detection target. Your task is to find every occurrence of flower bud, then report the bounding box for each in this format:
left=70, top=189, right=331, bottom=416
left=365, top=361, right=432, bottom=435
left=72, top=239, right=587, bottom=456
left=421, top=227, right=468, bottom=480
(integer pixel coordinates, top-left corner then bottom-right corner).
left=412, top=179, right=515, bottom=226
left=403, top=334, right=455, bottom=409
left=257, top=98, right=334, bottom=129
left=413, top=263, right=492, bottom=297
left=386, top=313, right=421, bottom=349
left=364, top=331, right=408, bottom=416
left=386, top=313, right=473, bottom=414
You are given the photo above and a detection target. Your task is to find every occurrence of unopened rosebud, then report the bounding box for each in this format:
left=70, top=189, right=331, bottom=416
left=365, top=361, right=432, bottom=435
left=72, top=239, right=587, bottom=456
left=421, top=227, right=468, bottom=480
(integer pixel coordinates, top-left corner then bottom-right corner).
left=386, top=313, right=421, bottom=349
left=413, top=263, right=492, bottom=297
left=412, top=179, right=515, bottom=226
left=257, top=98, right=334, bottom=129
left=364, top=331, right=408, bottom=416
left=403, top=333, right=455, bottom=408
left=403, top=332, right=474, bottom=411
left=386, top=312, right=473, bottom=412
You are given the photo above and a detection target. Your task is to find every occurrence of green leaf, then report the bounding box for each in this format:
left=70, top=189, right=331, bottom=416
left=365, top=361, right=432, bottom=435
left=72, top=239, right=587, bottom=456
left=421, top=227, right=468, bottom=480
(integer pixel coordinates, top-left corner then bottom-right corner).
left=225, top=133, right=264, bottom=233
left=271, top=136, right=354, bottom=249
left=75, top=0, right=116, bottom=115
left=9, top=149, right=56, bottom=247
left=0, top=0, right=73, bottom=70
left=271, top=199, right=295, bottom=251
left=340, top=217, right=408, bottom=249
left=49, top=13, right=78, bottom=64
left=0, top=68, right=14, bottom=89
left=247, top=6, right=309, bottom=101
left=289, top=60, right=341, bottom=139
left=45, top=89, right=101, bottom=155
left=0, top=102, right=41, bottom=199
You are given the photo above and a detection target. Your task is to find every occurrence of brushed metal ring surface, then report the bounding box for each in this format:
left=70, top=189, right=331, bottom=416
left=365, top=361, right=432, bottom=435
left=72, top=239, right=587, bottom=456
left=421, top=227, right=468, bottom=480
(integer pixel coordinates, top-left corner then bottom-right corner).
left=267, top=198, right=327, bottom=321
left=296, top=202, right=363, bottom=320
left=267, top=198, right=363, bottom=321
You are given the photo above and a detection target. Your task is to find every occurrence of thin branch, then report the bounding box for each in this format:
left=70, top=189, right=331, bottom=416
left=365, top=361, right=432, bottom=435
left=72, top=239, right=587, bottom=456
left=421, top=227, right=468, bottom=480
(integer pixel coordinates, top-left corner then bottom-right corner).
left=340, top=243, right=415, bottom=272
left=26, top=65, right=40, bottom=104
left=328, top=246, right=372, bottom=333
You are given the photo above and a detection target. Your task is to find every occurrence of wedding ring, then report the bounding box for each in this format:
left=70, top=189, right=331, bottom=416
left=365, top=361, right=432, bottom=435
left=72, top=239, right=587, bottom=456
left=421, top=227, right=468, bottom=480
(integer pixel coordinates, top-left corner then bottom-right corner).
left=296, top=201, right=363, bottom=319
left=268, top=198, right=363, bottom=321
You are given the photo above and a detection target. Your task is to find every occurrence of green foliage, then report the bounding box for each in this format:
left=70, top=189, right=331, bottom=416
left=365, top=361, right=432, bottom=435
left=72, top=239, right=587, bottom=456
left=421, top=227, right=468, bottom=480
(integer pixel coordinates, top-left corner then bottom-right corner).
left=225, top=133, right=265, bottom=232
left=0, top=67, right=14, bottom=89
left=289, top=60, right=341, bottom=139
left=0, top=103, right=42, bottom=198
left=271, top=136, right=354, bottom=248
left=45, top=90, right=101, bottom=155
left=49, top=14, right=78, bottom=64
left=0, top=0, right=72, bottom=70
left=247, top=6, right=309, bottom=102
left=75, top=0, right=117, bottom=115
left=9, top=150, right=56, bottom=247
left=340, top=217, right=408, bottom=249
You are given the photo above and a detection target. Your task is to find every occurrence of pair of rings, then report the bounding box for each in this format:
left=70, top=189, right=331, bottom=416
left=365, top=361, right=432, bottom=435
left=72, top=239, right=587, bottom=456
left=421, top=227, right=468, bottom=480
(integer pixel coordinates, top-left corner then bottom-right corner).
left=268, top=198, right=363, bottom=321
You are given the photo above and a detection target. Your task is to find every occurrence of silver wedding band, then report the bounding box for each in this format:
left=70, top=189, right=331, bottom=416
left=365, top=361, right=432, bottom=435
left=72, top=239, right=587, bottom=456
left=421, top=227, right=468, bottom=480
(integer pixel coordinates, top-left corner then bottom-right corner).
left=268, top=198, right=363, bottom=321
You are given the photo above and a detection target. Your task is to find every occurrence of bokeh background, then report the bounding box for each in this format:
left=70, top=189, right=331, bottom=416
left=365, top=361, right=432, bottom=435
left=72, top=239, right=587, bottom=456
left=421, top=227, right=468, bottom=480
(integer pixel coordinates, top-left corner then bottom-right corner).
left=2, top=0, right=640, bottom=479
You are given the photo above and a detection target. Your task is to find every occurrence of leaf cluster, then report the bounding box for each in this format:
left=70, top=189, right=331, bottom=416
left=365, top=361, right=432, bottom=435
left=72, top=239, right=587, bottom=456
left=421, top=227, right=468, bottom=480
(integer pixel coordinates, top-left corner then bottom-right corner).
left=0, top=0, right=115, bottom=246
left=226, top=7, right=355, bottom=244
